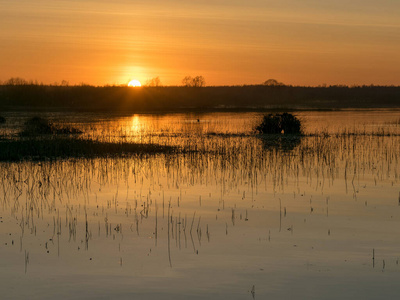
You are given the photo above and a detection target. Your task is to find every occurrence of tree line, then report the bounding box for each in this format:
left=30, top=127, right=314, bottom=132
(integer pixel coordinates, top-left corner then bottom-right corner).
left=0, top=83, right=399, bottom=112
left=2, top=76, right=398, bottom=89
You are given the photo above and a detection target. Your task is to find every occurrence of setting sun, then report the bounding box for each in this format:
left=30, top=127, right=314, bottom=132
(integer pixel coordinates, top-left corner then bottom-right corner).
left=128, top=79, right=141, bottom=87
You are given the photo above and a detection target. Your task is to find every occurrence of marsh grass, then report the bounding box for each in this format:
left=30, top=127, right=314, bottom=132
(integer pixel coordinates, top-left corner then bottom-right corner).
left=259, top=134, right=302, bottom=151
left=387, top=118, right=400, bottom=125
left=0, top=136, right=177, bottom=161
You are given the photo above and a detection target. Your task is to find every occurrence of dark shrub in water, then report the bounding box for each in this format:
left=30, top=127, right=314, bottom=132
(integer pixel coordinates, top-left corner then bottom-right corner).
left=21, top=116, right=82, bottom=136
left=23, top=116, right=54, bottom=135
left=0, top=116, right=5, bottom=124
left=256, top=113, right=302, bottom=135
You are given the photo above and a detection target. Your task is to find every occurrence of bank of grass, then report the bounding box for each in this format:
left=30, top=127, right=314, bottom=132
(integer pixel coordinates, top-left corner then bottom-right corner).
left=0, top=136, right=177, bottom=161
left=0, top=116, right=178, bottom=161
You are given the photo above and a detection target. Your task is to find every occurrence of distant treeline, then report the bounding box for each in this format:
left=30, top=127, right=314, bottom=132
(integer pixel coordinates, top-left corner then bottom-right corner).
left=0, top=84, right=399, bottom=112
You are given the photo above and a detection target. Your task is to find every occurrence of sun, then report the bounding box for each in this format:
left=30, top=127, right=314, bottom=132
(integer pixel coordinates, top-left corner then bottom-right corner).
left=128, top=79, right=141, bottom=87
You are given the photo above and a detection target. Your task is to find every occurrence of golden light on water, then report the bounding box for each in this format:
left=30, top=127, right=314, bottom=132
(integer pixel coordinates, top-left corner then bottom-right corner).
left=130, top=115, right=141, bottom=134
left=128, top=79, right=142, bottom=87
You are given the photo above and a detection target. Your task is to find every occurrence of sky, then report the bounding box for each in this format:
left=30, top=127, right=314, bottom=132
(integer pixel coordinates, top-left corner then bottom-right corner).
left=1, top=0, right=400, bottom=86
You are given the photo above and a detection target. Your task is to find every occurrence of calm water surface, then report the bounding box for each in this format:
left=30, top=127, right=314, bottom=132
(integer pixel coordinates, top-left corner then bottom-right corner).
left=0, top=110, right=400, bottom=299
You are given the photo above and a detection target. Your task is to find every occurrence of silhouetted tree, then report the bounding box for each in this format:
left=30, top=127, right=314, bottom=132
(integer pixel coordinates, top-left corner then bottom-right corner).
left=4, top=77, right=28, bottom=85
left=145, top=77, right=162, bottom=87
left=182, top=75, right=205, bottom=87
left=192, top=76, right=205, bottom=87
left=263, top=79, right=284, bottom=86
left=182, top=76, right=193, bottom=87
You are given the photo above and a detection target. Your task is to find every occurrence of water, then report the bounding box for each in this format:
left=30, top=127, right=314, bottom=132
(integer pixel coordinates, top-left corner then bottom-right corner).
left=0, top=110, right=400, bottom=299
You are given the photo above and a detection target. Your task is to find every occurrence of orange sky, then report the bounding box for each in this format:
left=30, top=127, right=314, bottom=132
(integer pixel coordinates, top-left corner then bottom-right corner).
left=1, top=0, right=400, bottom=86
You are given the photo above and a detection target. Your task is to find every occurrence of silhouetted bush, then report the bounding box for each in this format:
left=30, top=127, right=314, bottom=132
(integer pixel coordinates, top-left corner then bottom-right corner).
left=23, top=116, right=54, bottom=135
left=256, top=113, right=302, bottom=135
left=20, top=116, right=82, bottom=136
left=0, top=116, right=5, bottom=124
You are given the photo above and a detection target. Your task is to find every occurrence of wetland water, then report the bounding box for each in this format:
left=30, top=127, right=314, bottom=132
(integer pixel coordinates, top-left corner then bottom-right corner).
left=1, top=110, right=400, bottom=299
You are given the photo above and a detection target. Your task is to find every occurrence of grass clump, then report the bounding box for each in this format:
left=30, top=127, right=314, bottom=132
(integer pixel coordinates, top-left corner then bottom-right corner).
left=256, top=113, right=302, bottom=135
left=20, top=116, right=82, bottom=136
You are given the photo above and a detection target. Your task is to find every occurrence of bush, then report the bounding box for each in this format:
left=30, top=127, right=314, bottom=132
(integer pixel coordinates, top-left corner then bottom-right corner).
left=20, top=116, right=82, bottom=136
left=256, top=113, right=302, bottom=135
left=0, top=116, right=5, bottom=124
left=23, top=116, right=54, bottom=135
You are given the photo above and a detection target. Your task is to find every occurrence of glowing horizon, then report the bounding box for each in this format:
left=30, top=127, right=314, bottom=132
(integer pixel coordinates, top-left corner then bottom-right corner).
left=1, top=0, right=400, bottom=87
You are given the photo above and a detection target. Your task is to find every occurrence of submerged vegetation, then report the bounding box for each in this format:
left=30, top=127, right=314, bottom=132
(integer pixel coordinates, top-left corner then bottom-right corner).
left=387, top=118, right=400, bottom=125
left=1, top=113, right=398, bottom=161
left=259, top=135, right=302, bottom=151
